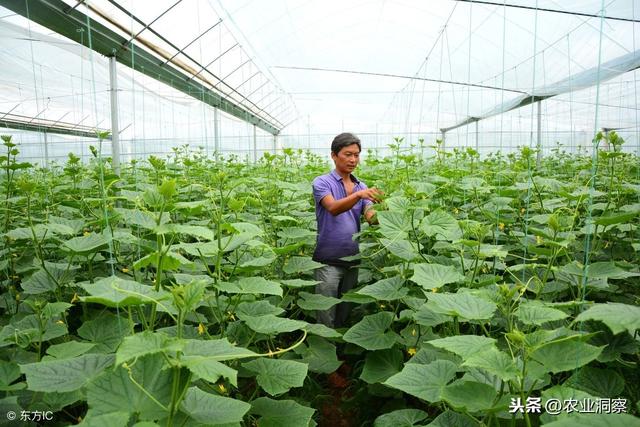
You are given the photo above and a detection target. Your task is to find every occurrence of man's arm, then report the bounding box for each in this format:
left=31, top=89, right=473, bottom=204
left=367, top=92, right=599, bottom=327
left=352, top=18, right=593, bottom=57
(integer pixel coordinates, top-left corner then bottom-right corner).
left=320, top=188, right=382, bottom=216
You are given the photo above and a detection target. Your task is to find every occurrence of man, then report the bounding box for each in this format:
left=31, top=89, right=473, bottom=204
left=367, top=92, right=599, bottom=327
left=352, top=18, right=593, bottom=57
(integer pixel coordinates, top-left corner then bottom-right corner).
left=312, top=132, right=382, bottom=328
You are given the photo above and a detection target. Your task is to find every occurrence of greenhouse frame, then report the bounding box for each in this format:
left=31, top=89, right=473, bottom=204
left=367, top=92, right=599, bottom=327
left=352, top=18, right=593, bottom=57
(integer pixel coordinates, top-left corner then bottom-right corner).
left=0, top=1, right=639, bottom=426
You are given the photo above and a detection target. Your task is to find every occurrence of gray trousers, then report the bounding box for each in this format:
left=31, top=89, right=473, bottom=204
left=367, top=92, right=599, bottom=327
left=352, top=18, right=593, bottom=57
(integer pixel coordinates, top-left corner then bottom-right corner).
left=314, top=264, right=358, bottom=328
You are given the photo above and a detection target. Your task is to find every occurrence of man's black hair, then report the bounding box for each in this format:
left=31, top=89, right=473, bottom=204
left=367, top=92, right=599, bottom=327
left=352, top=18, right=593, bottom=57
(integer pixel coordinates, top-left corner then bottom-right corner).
left=331, top=132, right=361, bottom=155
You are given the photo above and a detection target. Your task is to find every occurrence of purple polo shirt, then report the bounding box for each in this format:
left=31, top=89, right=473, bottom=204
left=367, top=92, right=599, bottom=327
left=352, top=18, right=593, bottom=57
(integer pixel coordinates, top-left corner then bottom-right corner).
left=312, top=169, right=372, bottom=266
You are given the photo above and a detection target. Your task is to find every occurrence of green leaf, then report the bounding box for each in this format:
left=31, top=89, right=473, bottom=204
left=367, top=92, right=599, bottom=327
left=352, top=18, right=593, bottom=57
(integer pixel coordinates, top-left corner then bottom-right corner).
left=77, top=411, right=131, bottom=427
left=426, top=410, right=478, bottom=427
left=236, top=301, right=285, bottom=318
left=180, top=387, right=250, bottom=425
left=296, top=291, right=340, bottom=311
left=116, top=331, right=181, bottom=365
left=380, top=238, right=419, bottom=261
left=78, top=313, right=133, bottom=353
left=217, top=277, right=283, bottom=297
left=155, top=224, right=215, bottom=241
left=377, top=211, right=412, bottom=239
left=561, top=262, right=639, bottom=280
left=22, top=268, right=59, bottom=294
left=293, top=336, right=342, bottom=374
left=515, top=301, right=569, bottom=326
left=441, top=381, right=498, bottom=412
left=410, top=264, right=465, bottom=290
left=383, top=360, right=458, bottom=402
left=46, top=341, right=96, bottom=359
left=80, top=276, right=171, bottom=307
left=373, top=409, right=428, bottom=427
left=461, top=347, right=519, bottom=381
left=21, top=354, right=114, bottom=392
left=133, top=250, right=192, bottom=270
left=543, top=413, right=640, bottom=427
left=280, top=279, right=321, bottom=289
left=182, top=338, right=257, bottom=361
left=42, top=302, right=72, bottom=319
left=427, top=292, right=497, bottom=320
left=282, top=256, right=324, bottom=275
left=414, top=303, right=451, bottom=327
left=530, top=339, right=603, bottom=373
left=360, top=349, right=403, bottom=384
left=181, top=356, right=238, bottom=386
left=62, top=233, right=110, bottom=254
left=594, top=210, right=639, bottom=226
left=357, top=276, right=408, bottom=301
left=86, top=354, right=171, bottom=419
left=302, top=323, right=342, bottom=338
left=243, top=315, right=307, bottom=335
left=250, top=397, right=315, bottom=427
left=0, top=361, right=20, bottom=386
left=427, top=335, right=496, bottom=359
left=173, top=241, right=219, bottom=257
left=243, top=358, right=308, bottom=396
left=343, top=312, right=399, bottom=350
left=565, top=367, right=625, bottom=398
left=574, top=303, right=640, bottom=335
left=420, top=210, right=461, bottom=241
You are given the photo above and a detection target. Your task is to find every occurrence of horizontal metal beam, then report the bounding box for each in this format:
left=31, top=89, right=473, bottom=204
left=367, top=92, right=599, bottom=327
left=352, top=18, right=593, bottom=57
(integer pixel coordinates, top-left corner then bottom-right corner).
left=3, top=0, right=280, bottom=135
left=0, top=112, right=111, bottom=139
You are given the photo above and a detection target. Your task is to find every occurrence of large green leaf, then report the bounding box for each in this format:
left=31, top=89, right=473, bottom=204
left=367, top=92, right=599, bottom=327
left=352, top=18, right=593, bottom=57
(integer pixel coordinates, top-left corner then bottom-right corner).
left=280, top=279, right=322, bottom=289
left=86, top=354, right=171, bottom=419
left=243, top=358, right=308, bottom=396
left=441, top=381, right=498, bottom=412
left=530, top=339, right=603, bottom=373
left=62, top=233, right=110, bottom=254
left=236, top=301, right=285, bottom=318
left=373, top=409, right=428, bottom=427
left=594, top=210, right=639, bottom=226
left=561, top=262, right=639, bottom=280
left=383, top=360, right=458, bottom=402
left=46, top=341, right=96, bottom=359
left=293, top=336, right=342, bottom=374
left=216, top=277, right=283, bottom=297
left=77, top=313, right=133, bottom=353
left=414, top=303, right=451, bottom=327
left=515, top=301, right=569, bottom=326
left=425, top=410, right=478, bottom=427
left=343, top=312, right=399, bottom=350
left=243, top=315, right=307, bottom=335
left=574, top=303, right=640, bottom=335
left=21, top=354, right=114, bottom=392
left=427, top=335, right=496, bottom=359
left=360, top=348, right=404, bottom=384
left=543, top=413, right=640, bottom=427
left=22, top=268, right=61, bottom=294
left=182, top=338, right=257, bottom=361
left=181, top=356, right=238, bottom=386
left=356, top=276, right=408, bottom=301
left=116, top=331, right=181, bottom=365
left=427, top=292, right=497, bottom=320
left=80, top=276, right=171, bottom=307
left=410, top=264, right=465, bottom=290
left=565, top=367, right=625, bottom=398
left=250, top=397, right=315, bottom=427
left=282, top=256, right=324, bottom=275
left=460, top=347, right=519, bottom=381
left=154, top=224, right=215, bottom=241
left=377, top=211, right=412, bottom=239
left=420, top=210, right=461, bottom=241
left=380, top=238, right=419, bottom=261
left=180, top=387, right=250, bottom=425
left=77, top=411, right=131, bottom=427
left=296, top=291, right=340, bottom=311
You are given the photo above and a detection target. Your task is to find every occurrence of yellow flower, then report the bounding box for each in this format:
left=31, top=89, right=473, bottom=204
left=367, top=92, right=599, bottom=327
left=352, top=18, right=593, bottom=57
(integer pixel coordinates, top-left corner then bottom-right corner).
left=198, top=323, right=206, bottom=335
left=83, top=231, right=91, bottom=237
left=431, top=287, right=438, bottom=293
left=411, top=328, right=417, bottom=337
left=407, top=347, right=417, bottom=356
left=56, top=320, right=65, bottom=325
left=71, top=293, right=79, bottom=303
left=121, top=267, right=129, bottom=273
left=226, top=311, right=236, bottom=321
left=536, top=235, right=543, bottom=245
left=498, top=222, right=505, bottom=231
left=218, top=383, right=227, bottom=393
left=453, top=208, right=459, bottom=215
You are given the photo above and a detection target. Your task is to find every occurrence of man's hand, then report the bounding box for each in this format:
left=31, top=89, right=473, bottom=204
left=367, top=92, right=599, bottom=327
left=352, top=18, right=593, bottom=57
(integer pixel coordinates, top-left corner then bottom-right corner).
left=356, top=187, right=383, bottom=203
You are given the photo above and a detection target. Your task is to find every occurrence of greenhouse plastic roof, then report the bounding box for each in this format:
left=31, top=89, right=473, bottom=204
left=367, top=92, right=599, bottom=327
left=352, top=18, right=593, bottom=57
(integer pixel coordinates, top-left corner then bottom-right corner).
left=1, top=0, right=639, bottom=139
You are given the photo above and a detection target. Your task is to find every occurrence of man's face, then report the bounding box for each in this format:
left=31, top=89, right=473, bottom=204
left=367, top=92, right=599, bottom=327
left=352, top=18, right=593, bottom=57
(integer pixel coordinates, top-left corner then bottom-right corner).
left=331, top=143, right=361, bottom=174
